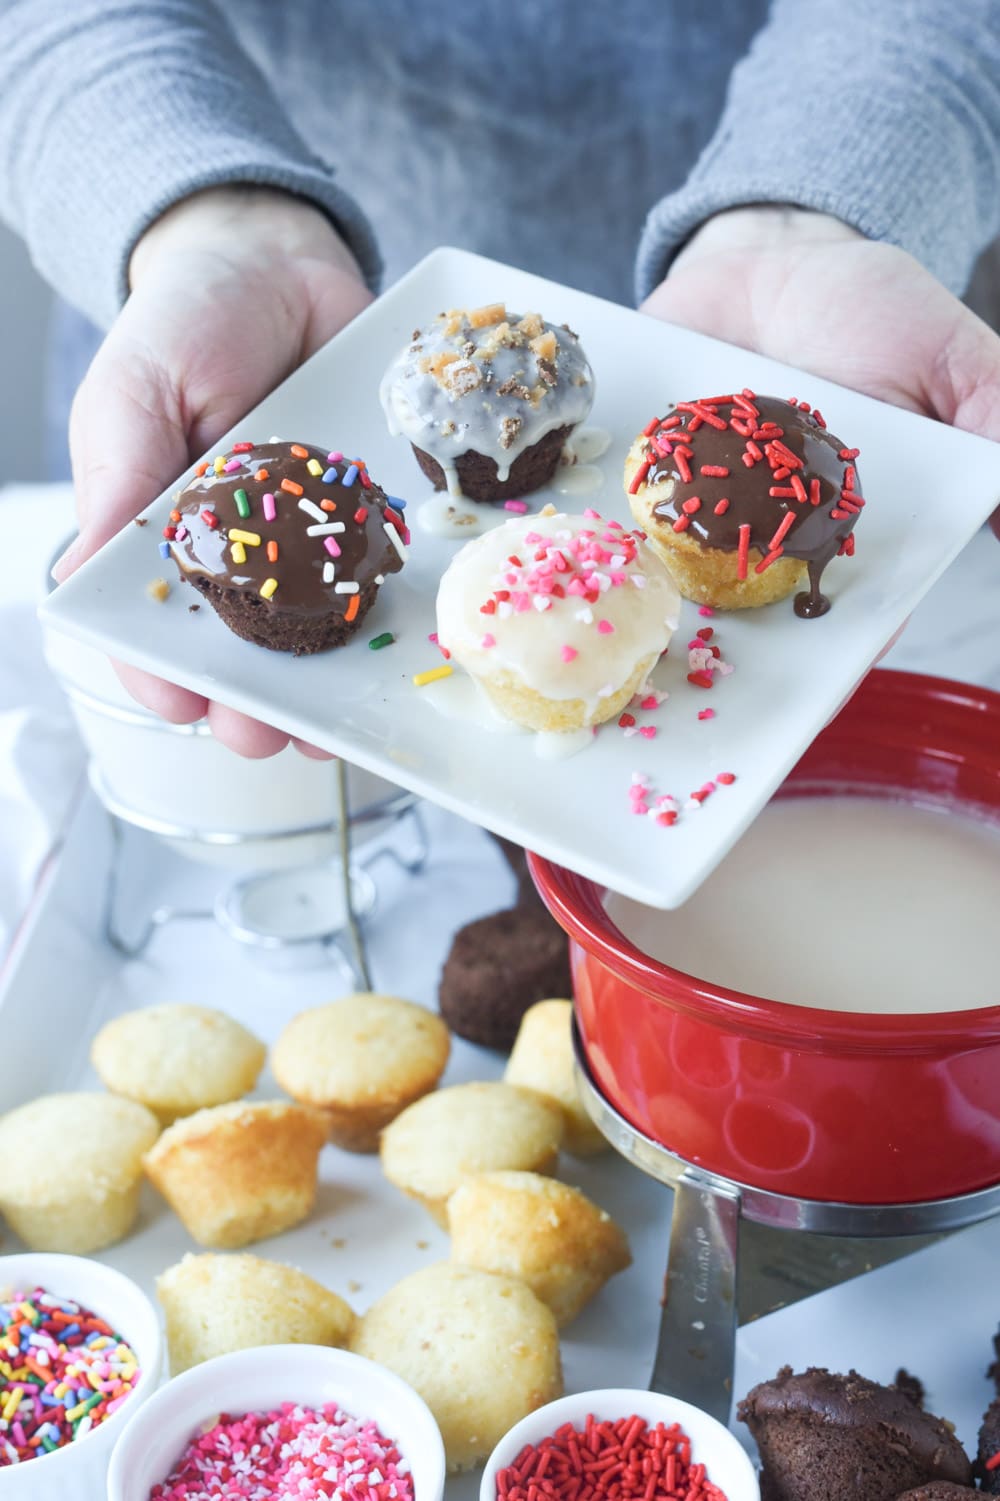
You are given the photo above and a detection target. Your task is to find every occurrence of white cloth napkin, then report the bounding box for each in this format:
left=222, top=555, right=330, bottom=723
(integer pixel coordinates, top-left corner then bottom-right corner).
left=0, top=485, right=85, bottom=960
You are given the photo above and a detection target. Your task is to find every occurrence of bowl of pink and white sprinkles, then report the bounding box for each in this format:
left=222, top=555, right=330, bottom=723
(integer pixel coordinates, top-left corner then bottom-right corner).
left=480, top=1389, right=759, bottom=1501
left=0, top=1252, right=161, bottom=1501
left=107, top=1343, right=446, bottom=1501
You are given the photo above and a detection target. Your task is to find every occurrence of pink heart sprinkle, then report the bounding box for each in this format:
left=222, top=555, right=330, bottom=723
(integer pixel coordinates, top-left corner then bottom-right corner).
left=639, top=726, right=657, bottom=740
left=640, top=695, right=659, bottom=710
left=560, top=645, right=578, bottom=662
left=698, top=708, right=716, bottom=721
left=597, top=620, right=614, bottom=635
left=481, top=633, right=496, bottom=648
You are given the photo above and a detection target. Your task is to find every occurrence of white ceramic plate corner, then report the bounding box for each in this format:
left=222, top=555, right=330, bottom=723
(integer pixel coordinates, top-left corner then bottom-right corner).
left=41, top=247, right=1000, bottom=907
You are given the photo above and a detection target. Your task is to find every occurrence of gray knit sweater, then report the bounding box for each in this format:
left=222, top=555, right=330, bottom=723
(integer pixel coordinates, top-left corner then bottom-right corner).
left=2, top=0, right=1000, bottom=329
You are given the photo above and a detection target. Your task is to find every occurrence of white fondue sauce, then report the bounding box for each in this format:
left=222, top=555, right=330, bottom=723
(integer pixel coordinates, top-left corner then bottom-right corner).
left=603, top=796, right=1000, bottom=1014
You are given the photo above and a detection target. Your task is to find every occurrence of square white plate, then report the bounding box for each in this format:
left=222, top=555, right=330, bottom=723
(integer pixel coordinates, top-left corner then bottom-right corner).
left=41, top=247, right=1000, bottom=907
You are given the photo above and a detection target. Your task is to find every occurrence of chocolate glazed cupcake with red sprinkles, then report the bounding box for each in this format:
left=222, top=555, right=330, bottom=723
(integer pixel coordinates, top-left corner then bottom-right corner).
left=163, top=441, right=408, bottom=653
left=625, top=391, right=863, bottom=618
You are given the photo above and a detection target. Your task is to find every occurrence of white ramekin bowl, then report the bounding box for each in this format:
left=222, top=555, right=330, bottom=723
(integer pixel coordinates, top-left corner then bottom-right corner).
left=480, top=1389, right=759, bottom=1501
left=107, top=1343, right=446, bottom=1501
left=0, top=1252, right=162, bottom=1501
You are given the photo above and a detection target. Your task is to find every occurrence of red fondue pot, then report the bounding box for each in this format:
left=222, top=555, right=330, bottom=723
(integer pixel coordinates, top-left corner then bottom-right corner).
left=529, top=670, right=1000, bottom=1206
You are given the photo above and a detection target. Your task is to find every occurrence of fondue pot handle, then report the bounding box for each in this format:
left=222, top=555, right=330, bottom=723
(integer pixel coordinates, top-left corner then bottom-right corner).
left=650, top=1172, right=741, bottom=1422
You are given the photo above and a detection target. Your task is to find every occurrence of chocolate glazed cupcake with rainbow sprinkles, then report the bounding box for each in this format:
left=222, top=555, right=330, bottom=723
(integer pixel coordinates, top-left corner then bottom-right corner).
left=624, top=391, right=863, bottom=618
left=162, top=441, right=408, bottom=653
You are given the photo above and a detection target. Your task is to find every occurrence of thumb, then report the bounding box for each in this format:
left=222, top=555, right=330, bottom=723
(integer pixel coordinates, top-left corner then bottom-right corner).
left=54, top=323, right=188, bottom=581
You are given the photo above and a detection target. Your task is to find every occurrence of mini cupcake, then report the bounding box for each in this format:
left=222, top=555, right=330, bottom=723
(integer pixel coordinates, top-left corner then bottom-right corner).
left=505, top=999, right=607, bottom=1155
left=272, top=993, right=451, bottom=1152
left=91, top=1004, right=266, bottom=1125
left=446, top=1171, right=631, bottom=1326
left=435, top=508, right=681, bottom=733
left=0, top=1092, right=160, bottom=1253
left=380, top=305, right=594, bottom=501
left=143, top=1101, right=328, bottom=1248
left=165, top=440, right=407, bottom=652
left=380, top=1081, right=565, bottom=1227
left=157, top=1252, right=356, bottom=1373
left=625, top=392, right=862, bottom=618
left=350, top=1262, right=562, bottom=1472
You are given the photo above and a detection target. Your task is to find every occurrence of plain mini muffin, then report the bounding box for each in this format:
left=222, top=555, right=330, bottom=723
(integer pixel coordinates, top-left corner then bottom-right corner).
left=157, top=1252, right=356, bottom=1374
left=380, top=1081, right=564, bottom=1227
left=0, top=1092, right=160, bottom=1253
left=504, top=999, right=607, bottom=1155
left=446, top=1171, right=630, bottom=1326
left=272, top=993, right=450, bottom=1152
left=144, top=1101, right=328, bottom=1248
left=91, top=1003, right=266, bottom=1125
left=350, top=1262, right=562, bottom=1471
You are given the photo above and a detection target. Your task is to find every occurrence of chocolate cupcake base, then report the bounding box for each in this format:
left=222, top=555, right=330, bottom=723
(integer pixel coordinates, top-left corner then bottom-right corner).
left=188, top=575, right=380, bottom=655
left=438, top=905, right=573, bottom=1051
left=412, top=423, right=573, bottom=503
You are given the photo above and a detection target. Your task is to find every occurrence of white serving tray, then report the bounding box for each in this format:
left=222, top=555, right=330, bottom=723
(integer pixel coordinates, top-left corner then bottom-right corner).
left=2, top=789, right=999, bottom=1498
left=40, top=249, right=1000, bottom=908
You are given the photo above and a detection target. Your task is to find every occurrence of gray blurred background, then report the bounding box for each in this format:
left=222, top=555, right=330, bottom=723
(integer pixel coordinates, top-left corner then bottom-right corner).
left=2, top=220, right=999, bottom=488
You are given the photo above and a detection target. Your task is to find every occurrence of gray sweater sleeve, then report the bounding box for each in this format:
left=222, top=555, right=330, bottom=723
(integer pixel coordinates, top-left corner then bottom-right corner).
left=0, top=0, right=381, bottom=329
left=636, top=0, right=1000, bottom=300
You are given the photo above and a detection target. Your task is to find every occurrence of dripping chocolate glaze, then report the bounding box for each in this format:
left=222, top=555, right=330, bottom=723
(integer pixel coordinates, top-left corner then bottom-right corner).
left=645, top=394, right=862, bottom=618
left=172, top=441, right=405, bottom=618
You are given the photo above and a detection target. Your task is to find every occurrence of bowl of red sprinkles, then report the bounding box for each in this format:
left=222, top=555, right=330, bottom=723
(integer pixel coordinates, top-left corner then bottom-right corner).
left=107, top=1342, right=446, bottom=1501
left=480, top=1390, right=759, bottom=1501
left=0, top=1252, right=161, bottom=1501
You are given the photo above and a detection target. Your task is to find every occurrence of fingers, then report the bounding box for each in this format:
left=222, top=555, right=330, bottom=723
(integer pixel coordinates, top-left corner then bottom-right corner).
left=115, top=660, right=298, bottom=760
left=205, top=701, right=291, bottom=758
left=113, top=660, right=208, bottom=723
left=292, top=738, right=336, bottom=760
left=58, top=313, right=188, bottom=581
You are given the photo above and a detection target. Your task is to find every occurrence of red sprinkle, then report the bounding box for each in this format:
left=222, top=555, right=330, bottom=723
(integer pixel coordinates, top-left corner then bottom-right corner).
left=737, top=524, right=751, bottom=580
left=700, top=465, right=729, bottom=477
left=716, top=771, right=737, bottom=784
left=495, top=1413, right=728, bottom=1501
left=696, top=627, right=714, bottom=640
left=619, top=713, right=636, bottom=728
left=713, top=497, right=730, bottom=515
left=687, top=671, right=714, bottom=689
left=985, top=1450, right=1000, bottom=1472
left=698, top=708, right=716, bottom=720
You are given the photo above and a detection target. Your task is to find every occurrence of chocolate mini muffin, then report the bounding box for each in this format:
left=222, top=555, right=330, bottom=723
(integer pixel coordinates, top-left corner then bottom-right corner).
left=380, top=304, right=594, bottom=502
left=438, top=905, right=573, bottom=1051
left=896, top=1486, right=985, bottom=1500
left=737, top=1366, right=972, bottom=1501
left=165, top=441, right=407, bottom=652
left=977, top=1395, right=1000, bottom=1492
left=625, top=392, right=863, bottom=618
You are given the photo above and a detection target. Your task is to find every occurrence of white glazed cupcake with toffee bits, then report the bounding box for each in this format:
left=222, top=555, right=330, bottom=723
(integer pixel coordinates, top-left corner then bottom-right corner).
left=435, top=508, right=681, bottom=734
left=380, top=304, right=594, bottom=502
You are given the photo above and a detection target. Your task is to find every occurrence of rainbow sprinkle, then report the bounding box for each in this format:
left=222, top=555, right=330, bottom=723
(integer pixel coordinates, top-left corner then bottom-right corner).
left=0, top=1287, right=140, bottom=1466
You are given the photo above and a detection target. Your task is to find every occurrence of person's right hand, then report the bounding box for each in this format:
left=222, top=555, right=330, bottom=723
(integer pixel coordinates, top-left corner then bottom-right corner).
left=53, top=185, right=374, bottom=758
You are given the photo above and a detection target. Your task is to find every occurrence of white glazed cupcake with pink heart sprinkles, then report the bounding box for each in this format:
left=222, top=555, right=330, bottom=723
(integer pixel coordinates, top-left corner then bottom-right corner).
left=435, top=507, right=681, bottom=734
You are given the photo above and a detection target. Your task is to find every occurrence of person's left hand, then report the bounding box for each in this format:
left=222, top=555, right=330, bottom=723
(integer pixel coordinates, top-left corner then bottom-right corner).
left=642, top=206, right=1000, bottom=445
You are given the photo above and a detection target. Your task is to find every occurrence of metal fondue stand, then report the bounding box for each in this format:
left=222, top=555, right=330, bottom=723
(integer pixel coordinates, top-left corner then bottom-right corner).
left=572, top=1021, right=1000, bottom=1423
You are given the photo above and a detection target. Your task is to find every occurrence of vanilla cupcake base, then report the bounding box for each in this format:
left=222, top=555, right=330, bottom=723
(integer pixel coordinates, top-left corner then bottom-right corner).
left=0, top=1092, right=160, bottom=1254
left=626, top=438, right=807, bottom=609
left=1, top=1184, right=143, bottom=1256
left=476, top=650, right=659, bottom=733
left=144, top=1101, right=328, bottom=1249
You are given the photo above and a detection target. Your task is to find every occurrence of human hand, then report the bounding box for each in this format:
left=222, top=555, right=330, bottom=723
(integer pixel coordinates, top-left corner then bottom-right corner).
left=642, top=206, right=1000, bottom=651
left=54, top=185, right=373, bottom=757
left=642, top=206, right=1000, bottom=442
